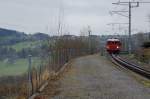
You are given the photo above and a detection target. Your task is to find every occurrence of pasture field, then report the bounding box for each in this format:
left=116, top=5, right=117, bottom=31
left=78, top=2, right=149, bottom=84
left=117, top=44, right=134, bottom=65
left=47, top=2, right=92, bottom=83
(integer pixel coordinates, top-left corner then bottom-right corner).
left=11, top=41, right=41, bottom=52
left=0, top=57, right=41, bottom=77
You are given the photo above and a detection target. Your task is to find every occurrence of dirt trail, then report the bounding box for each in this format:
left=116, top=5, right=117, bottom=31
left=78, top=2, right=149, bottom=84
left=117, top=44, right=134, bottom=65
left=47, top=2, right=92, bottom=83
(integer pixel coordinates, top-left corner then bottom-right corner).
left=42, top=54, right=150, bottom=99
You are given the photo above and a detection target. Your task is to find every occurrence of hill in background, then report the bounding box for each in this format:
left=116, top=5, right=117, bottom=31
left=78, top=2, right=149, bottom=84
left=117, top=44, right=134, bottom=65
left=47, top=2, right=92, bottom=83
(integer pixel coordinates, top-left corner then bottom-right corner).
left=0, top=28, right=50, bottom=46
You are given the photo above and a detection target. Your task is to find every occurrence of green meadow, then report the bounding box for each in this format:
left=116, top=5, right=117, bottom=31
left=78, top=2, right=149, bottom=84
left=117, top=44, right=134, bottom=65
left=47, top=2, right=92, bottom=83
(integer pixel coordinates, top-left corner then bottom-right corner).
left=0, top=57, right=41, bottom=77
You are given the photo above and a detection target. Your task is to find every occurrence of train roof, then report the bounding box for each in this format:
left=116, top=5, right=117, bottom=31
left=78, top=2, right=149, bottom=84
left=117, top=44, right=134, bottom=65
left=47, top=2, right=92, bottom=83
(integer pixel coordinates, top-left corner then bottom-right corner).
left=107, top=39, right=120, bottom=42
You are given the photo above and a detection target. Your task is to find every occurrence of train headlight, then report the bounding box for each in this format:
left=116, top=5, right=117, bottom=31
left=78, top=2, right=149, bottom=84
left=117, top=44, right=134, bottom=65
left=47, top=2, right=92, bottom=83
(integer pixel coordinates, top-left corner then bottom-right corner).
left=117, top=46, right=119, bottom=49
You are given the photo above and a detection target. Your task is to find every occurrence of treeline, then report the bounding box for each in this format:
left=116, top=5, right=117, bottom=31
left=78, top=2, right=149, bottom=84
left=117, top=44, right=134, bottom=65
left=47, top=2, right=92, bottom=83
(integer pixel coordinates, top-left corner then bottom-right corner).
left=0, top=36, right=27, bottom=46
left=48, top=36, right=100, bottom=54
left=0, top=27, right=50, bottom=46
left=0, top=44, right=48, bottom=61
left=0, top=34, right=49, bottom=46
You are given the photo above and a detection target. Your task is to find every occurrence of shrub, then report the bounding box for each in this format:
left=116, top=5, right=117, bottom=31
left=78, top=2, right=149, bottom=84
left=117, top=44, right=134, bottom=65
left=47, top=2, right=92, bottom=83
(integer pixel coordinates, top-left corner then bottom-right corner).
left=142, top=41, right=150, bottom=48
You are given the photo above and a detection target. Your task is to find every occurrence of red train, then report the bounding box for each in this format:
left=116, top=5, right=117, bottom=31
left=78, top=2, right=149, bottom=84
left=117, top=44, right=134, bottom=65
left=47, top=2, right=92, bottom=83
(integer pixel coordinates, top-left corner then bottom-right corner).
left=106, top=38, right=121, bottom=54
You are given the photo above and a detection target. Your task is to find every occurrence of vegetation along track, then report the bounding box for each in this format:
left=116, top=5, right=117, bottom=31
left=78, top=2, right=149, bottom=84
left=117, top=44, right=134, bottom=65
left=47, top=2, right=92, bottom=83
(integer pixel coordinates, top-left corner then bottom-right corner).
left=111, top=54, right=150, bottom=79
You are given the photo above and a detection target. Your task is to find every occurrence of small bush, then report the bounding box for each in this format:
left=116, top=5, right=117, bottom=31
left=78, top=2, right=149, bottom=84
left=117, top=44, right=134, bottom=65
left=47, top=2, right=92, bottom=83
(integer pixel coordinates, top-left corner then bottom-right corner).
left=142, top=41, right=150, bottom=48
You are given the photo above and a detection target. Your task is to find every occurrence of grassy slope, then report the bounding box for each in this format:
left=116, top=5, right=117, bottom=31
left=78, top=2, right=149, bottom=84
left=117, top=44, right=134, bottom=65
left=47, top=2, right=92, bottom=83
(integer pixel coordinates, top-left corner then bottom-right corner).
left=0, top=36, right=14, bottom=41
left=0, top=40, right=48, bottom=76
left=11, top=40, right=41, bottom=52
left=0, top=57, right=41, bottom=77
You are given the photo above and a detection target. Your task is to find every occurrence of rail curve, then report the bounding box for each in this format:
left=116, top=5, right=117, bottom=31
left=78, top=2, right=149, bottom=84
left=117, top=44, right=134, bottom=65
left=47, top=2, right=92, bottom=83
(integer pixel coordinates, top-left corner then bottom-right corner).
left=111, top=54, right=150, bottom=79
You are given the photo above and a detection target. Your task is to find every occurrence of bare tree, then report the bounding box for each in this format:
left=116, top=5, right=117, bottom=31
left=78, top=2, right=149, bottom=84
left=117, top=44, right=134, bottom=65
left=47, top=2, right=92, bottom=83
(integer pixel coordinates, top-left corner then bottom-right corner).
left=148, top=14, right=150, bottom=30
left=148, top=14, right=150, bottom=40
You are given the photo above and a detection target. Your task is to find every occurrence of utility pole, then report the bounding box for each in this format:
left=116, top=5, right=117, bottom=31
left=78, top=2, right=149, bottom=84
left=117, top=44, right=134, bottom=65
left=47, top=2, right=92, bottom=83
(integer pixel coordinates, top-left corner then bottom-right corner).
left=147, top=14, right=150, bottom=40
left=88, top=26, right=92, bottom=54
left=128, top=2, right=132, bottom=54
left=28, top=55, right=32, bottom=97
left=112, top=1, right=150, bottom=54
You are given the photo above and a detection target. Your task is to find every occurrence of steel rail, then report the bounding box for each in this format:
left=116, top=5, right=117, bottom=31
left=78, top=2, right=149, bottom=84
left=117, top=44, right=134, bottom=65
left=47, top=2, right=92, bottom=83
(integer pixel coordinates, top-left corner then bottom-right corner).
left=111, top=54, right=150, bottom=79
left=116, top=56, right=150, bottom=72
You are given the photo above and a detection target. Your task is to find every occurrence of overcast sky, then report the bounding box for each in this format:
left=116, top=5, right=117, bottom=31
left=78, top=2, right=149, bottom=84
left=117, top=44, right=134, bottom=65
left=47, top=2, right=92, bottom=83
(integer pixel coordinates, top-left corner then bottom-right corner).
left=0, top=0, right=150, bottom=35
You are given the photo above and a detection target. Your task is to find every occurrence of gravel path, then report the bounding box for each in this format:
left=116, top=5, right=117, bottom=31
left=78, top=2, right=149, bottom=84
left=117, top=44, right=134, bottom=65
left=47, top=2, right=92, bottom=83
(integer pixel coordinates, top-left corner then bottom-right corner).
left=44, top=54, right=150, bottom=99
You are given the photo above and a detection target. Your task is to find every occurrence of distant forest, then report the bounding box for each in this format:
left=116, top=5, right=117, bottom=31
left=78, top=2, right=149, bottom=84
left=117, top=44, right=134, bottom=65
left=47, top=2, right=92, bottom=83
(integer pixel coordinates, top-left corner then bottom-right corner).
left=0, top=28, right=50, bottom=61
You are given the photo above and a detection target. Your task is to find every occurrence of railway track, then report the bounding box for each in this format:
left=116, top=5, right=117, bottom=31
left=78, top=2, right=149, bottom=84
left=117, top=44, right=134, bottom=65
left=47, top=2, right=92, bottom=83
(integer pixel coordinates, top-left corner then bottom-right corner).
left=111, top=54, right=150, bottom=79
